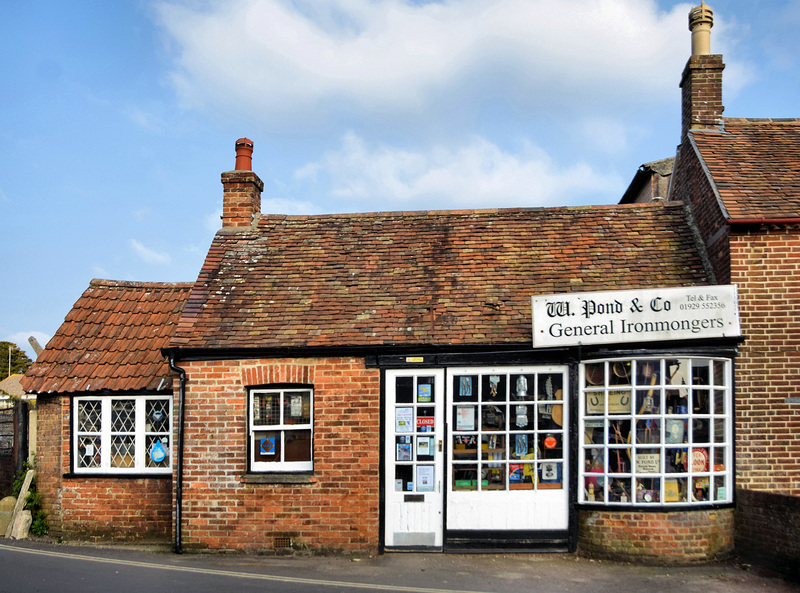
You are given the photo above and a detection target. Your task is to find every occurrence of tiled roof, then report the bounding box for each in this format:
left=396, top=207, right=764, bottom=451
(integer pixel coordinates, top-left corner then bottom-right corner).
left=171, top=203, right=707, bottom=350
left=0, top=374, right=25, bottom=397
left=691, top=118, right=800, bottom=220
left=22, top=280, right=192, bottom=395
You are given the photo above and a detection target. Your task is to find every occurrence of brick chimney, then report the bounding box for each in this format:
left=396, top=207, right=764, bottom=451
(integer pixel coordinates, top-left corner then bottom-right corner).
left=221, top=138, right=263, bottom=228
left=680, top=2, right=724, bottom=143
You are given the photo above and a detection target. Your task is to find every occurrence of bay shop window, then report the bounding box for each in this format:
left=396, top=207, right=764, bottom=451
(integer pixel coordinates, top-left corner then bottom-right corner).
left=579, top=357, right=732, bottom=506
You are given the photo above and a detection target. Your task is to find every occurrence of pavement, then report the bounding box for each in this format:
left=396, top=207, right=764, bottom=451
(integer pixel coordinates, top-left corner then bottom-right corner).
left=0, top=538, right=798, bottom=593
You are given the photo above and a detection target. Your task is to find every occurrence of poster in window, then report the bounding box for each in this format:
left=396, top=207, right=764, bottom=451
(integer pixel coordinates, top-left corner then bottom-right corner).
left=515, top=434, right=528, bottom=457
left=395, top=407, right=413, bottom=432
left=456, top=406, right=475, bottom=431
left=636, top=452, right=660, bottom=473
left=416, top=416, right=435, bottom=433
left=290, top=394, right=303, bottom=418
left=417, top=465, right=435, bottom=492
left=417, top=436, right=433, bottom=457
left=459, top=376, right=472, bottom=397
left=396, top=443, right=412, bottom=461
left=260, top=437, right=276, bottom=456
left=417, top=384, right=432, bottom=403
left=665, top=419, right=685, bottom=444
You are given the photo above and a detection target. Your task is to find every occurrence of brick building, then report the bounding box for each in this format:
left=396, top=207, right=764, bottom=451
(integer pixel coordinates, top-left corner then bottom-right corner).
left=22, top=280, right=191, bottom=541
left=21, top=3, right=798, bottom=568
left=665, top=4, right=800, bottom=576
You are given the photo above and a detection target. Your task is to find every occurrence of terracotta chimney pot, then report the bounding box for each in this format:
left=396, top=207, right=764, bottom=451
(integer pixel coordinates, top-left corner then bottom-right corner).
left=235, top=138, right=254, bottom=171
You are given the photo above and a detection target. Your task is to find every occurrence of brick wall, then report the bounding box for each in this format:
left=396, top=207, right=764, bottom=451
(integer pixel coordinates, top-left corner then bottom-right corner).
left=177, top=357, right=381, bottom=552
left=680, top=55, right=724, bottom=144
left=60, top=476, right=172, bottom=541
left=735, top=488, right=800, bottom=580
left=36, top=396, right=65, bottom=537
left=730, top=227, right=800, bottom=494
left=36, top=394, right=173, bottom=542
left=578, top=508, right=734, bottom=564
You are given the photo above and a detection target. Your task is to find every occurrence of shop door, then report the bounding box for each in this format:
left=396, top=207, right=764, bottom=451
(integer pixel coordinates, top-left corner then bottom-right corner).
left=384, top=369, right=445, bottom=549
left=446, top=366, right=569, bottom=536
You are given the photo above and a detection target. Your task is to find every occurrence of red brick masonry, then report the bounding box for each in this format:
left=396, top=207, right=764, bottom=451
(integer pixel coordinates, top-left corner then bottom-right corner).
left=578, top=508, right=734, bottom=564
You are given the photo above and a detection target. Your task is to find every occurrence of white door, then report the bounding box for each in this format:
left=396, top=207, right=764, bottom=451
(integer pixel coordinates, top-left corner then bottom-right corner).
left=447, top=366, right=569, bottom=532
left=384, top=369, right=445, bottom=549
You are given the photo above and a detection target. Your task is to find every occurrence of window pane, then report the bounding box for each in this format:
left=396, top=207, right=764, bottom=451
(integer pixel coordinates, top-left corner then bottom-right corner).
left=283, top=391, right=311, bottom=425
left=146, top=435, right=170, bottom=468
left=111, top=435, right=135, bottom=468
left=417, top=377, right=435, bottom=403
left=284, top=430, right=311, bottom=462
left=585, top=363, right=605, bottom=387
left=395, top=377, right=413, bottom=403
left=78, top=400, right=102, bottom=433
left=77, top=436, right=101, bottom=468
left=111, top=400, right=135, bottom=432
left=253, top=393, right=280, bottom=426
left=146, top=399, right=170, bottom=433
left=253, top=431, right=281, bottom=462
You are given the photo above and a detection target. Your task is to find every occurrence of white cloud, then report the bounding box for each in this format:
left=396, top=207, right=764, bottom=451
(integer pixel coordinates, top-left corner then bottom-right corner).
left=130, top=239, right=172, bottom=265
left=296, top=132, right=621, bottom=211
left=154, top=0, right=697, bottom=126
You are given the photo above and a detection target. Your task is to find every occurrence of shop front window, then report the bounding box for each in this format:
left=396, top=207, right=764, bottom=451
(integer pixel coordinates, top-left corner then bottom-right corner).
left=580, top=357, right=731, bottom=506
left=249, top=387, right=313, bottom=472
left=451, top=369, right=566, bottom=492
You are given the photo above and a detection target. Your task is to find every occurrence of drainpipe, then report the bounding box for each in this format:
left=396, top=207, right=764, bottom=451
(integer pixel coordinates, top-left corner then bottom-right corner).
left=167, top=352, right=186, bottom=554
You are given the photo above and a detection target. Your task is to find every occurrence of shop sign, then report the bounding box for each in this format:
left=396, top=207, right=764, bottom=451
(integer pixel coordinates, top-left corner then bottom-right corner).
left=532, top=285, right=740, bottom=348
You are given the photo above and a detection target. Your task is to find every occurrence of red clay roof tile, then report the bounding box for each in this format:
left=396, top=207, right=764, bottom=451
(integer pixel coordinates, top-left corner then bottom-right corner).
left=691, top=118, right=800, bottom=220
left=22, top=280, right=192, bottom=395
left=171, top=204, right=707, bottom=350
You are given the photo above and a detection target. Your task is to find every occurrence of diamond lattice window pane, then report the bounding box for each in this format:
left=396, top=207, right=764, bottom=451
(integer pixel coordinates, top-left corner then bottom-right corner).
left=145, top=435, right=170, bottom=468
left=146, top=399, right=170, bottom=433
left=111, top=400, right=136, bottom=432
left=78, top=400, right=102, bottom=433
left=111, top=435, right=135, bottom=468
left=77, top=436, right=102, bottom=468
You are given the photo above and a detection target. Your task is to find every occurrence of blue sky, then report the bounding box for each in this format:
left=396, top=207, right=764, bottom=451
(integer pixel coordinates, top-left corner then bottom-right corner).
left=2, top=0, right=798, bottom=361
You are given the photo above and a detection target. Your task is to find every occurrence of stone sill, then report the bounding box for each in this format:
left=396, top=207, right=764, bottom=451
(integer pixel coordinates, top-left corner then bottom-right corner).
left=240, top=473, right=316, bottom=485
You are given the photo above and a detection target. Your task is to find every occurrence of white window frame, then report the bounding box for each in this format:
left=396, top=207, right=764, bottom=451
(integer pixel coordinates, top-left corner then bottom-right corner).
left=249, top=387, right=314, bottom=472
left=73, top=395, right=172, bottom=475
left=579, top=357, right=732, bottom=507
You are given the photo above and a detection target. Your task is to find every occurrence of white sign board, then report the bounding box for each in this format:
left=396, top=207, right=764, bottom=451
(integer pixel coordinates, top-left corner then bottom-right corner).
left=532, top=285, right=740, bottom=348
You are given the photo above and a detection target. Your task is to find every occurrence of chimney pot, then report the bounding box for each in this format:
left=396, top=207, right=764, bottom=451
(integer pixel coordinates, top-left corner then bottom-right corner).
left=689, top=2, right=713, bottom=56
left=234, top=137, right=254, bottom=171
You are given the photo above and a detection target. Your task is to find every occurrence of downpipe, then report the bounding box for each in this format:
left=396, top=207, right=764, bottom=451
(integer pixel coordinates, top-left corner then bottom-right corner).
left=167, top=353, right=186, bottom=554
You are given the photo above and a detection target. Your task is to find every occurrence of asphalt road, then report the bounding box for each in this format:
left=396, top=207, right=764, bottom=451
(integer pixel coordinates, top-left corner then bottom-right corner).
left=0, top=539, right=796, bottom=593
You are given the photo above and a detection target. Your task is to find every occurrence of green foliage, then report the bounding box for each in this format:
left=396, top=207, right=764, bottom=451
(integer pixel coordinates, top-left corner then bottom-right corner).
left=0, top=341, right=33, bottom=377
left=11, top=459, right=48, bottom=536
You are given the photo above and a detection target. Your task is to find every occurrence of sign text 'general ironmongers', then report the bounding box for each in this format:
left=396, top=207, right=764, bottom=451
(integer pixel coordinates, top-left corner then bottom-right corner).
left=532, top=285, right=740, bottom=348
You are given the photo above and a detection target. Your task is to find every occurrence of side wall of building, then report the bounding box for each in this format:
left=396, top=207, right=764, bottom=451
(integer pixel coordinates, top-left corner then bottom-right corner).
left=671, top=144, right=731, bottom=284
left=37, top=394, right=173, bottom=542
left=178, top=357, right=381, bottom=552
left=735, top=488, right=800, bottom=580
left=730, top=227, right=800, bottom=494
